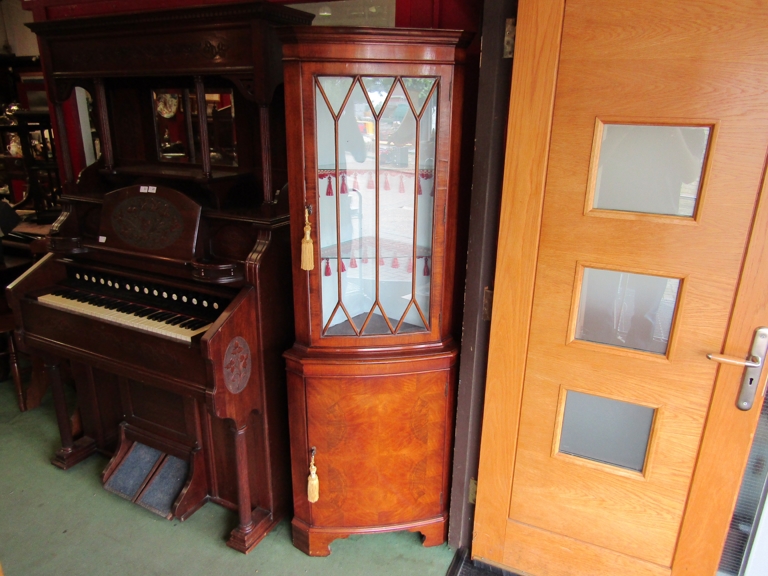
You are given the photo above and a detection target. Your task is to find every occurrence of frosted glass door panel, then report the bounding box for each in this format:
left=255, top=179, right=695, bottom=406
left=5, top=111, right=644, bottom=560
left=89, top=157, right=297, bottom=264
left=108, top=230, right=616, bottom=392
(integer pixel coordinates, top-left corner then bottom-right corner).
left=560, top=391, right=655, bottom=473
left=575, top=268, right=680, bottom=354
left=593, top=124, right=710, bottom=217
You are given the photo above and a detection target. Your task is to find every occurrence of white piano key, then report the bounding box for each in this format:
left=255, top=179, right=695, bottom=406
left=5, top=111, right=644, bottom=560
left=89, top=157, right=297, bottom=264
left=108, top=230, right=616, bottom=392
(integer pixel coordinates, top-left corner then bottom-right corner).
left=37, top=294, right=210, bottom=343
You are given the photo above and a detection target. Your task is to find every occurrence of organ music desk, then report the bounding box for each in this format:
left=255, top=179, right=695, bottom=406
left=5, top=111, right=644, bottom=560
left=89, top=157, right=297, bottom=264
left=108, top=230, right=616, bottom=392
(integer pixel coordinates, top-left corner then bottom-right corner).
left=7, top=1, right=313, bottom=552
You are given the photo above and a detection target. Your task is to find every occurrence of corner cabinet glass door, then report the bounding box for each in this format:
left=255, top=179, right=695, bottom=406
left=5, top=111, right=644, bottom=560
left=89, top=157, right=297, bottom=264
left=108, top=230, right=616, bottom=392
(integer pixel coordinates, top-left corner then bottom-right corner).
left=314, top=75, right=437, bottom=336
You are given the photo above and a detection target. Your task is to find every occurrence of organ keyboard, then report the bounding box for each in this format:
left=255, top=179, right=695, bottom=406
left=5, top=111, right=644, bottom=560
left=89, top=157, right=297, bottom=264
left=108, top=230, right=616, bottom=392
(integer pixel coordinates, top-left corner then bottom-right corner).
left=37, top=268, right=228, bottom=342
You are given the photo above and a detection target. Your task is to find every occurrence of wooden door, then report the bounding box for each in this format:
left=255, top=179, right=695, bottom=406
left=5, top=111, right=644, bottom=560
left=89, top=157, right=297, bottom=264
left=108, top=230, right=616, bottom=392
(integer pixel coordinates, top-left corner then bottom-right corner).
left=473, top=1, right=768, bottom=575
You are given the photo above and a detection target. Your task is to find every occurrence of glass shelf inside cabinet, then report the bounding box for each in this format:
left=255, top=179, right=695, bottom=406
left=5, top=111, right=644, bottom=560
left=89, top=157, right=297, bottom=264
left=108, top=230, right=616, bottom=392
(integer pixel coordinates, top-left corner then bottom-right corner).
left=315, top=75, right=438, bottom=337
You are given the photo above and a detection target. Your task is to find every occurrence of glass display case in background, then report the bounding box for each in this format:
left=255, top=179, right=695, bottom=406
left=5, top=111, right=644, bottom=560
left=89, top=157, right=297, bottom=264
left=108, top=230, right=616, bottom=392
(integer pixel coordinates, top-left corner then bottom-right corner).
left=0, top=57, right=64, bottom=223
left=0, top=106, right=61, bottom=221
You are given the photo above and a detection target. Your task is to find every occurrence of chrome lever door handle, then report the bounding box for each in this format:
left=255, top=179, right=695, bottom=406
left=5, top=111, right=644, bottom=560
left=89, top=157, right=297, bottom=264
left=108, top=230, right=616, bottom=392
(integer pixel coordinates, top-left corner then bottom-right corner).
left=707, top=327, right=768, bottom=411
left=706, top=353, right=762, bottom=368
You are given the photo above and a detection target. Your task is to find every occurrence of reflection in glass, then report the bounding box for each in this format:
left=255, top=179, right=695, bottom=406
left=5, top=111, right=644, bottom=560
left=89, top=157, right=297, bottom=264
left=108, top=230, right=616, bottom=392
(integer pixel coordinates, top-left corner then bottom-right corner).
left=560, top=391, right=655, bottom=472
left=290, top=0, right=396, bottom=27
left=593, top=124, right=710, bottom=217
left=362, top=77, right=394, bottom=114
left=375, top=81, right=415, bottom=333
left=316, top=83, right=341, bottom=328
left=336, top=82, right=375, bottom=332
left=403, top=77, right=435, bottom=115
left=206, top=91, right=237, bottom=167
left=154, top=89, right=237, bottom=167
left=414, top=89, right=437, bottom=326
left=319, top=77, right=353, bottom=115
left=154, top=90, right=189, bottom=163
left=575, top=268, right=680, bottom=354
left=75, top=87, right=100, bottom=166
left=316, top=76, right=437, bottom=336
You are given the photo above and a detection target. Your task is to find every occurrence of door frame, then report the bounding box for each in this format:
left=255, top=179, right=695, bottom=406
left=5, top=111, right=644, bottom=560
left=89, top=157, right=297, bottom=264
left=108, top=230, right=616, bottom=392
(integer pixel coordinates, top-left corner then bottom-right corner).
left=447, top=0, right=517, bottom=551
left=472, top=0, right=768, bottom=573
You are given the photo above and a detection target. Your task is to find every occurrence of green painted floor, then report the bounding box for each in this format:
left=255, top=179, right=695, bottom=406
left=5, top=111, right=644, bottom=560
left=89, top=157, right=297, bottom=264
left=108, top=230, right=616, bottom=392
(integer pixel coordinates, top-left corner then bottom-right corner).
left=0, top=384, right=455, bottom=576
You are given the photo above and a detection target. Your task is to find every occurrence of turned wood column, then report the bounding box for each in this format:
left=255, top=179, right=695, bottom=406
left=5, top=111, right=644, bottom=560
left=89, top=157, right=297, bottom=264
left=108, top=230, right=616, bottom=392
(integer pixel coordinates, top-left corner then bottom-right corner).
left=195, top=76, right=212, bottom=179
left=46, top=357, right=74, bottom=451
left=259, top=106, right=273, bottom=203
left=45, top=355, right=96, bottom=470
left=93, top=78, right=114, bottom=172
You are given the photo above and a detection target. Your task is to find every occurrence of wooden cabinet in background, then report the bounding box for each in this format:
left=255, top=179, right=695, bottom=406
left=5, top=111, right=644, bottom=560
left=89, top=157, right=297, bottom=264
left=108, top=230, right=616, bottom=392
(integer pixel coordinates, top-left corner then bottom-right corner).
left=280, top=27, right=471, bottom=556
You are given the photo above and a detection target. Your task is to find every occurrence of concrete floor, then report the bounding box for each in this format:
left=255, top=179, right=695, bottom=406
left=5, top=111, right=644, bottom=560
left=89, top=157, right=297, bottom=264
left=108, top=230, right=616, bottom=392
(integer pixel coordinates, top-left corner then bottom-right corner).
left=0, top=383, right=455, bottom=576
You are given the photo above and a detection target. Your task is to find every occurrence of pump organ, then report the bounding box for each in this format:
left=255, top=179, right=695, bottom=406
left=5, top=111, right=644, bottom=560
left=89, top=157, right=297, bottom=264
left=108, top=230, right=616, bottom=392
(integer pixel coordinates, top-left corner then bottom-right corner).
left=7, top=2, right=313, bottom=552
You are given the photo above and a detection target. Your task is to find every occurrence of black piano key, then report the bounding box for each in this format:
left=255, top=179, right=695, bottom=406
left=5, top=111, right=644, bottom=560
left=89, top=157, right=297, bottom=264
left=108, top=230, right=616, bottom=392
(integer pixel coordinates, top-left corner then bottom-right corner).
left=167, top=315, right=191, bottom=326
left=146, top=311, right=167, bottom=321
left=135, top=308, right=157, bottom=318
left=130, top=307, right=152, bottom=316
left=151, top=312, right=176, bottom=322
left=147, top=310, right=176, bottom=322
left=185, top=319, right=209, bottom=330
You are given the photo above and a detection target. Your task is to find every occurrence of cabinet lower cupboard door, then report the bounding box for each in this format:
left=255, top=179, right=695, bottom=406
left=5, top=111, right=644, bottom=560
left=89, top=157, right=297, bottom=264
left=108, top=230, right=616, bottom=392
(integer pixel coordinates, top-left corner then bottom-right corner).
left=281, top=26, right=470, bottom=556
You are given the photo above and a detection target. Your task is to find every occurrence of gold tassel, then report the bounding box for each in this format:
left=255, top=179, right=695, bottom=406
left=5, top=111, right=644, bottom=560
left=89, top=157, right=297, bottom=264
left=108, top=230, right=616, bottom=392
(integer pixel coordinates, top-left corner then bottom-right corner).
left=307, top=447, right=319, bottom=503
left=300, top=208, right=314, bottom=271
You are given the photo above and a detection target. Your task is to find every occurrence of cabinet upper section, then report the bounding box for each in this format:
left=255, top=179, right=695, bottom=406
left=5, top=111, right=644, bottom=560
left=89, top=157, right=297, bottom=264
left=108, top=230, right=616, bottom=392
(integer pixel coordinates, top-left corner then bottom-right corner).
left=28, top=2, right=313, bottom=105
left=281, top=27, right=471, bottom=350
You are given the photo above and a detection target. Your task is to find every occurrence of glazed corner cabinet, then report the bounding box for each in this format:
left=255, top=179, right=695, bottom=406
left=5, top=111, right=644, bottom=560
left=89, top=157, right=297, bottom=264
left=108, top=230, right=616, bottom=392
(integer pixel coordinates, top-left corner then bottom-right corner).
left=280, top=27, right=471, bottom=556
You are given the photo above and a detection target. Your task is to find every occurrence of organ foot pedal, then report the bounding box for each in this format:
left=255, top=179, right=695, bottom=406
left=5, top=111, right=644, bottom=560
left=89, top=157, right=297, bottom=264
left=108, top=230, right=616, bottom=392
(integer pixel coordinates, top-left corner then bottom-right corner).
left=102, top=424, right=207, bottom=521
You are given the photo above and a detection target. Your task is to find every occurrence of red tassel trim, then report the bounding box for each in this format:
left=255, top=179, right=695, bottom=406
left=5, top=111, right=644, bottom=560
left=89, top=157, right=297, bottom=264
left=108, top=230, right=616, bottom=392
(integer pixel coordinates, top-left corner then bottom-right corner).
left=340, top=260, right=346, bottom=272
left=423, top=257, right=430, bottom=276
left=352, top=172, right=359, bottom=190
left=399, top=175, right=405, bottom=194
left=384, top=173, right=391, bottom=191
left=391, top=257, right=399, bottom=269
left=326, top=175, right=333, bottom=197
left=350, top=257, right=358, bottom=268
left=417, top=177, right=423, bottom=196
left=367, top=172, right=375, bottom=189
left=340, top=173, right=348, bottom=194
left=379, top=256, right=385, bottom=266
left=324, top=259, right=332, bottom=276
